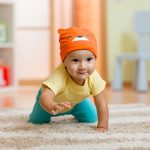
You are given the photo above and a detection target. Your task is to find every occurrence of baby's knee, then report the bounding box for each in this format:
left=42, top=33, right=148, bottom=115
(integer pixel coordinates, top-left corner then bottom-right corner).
left=76, top=110, right=97, bottom=123
left=28, top=115, right=51, bottom=124
left=84, top=111, right=97, bottom=123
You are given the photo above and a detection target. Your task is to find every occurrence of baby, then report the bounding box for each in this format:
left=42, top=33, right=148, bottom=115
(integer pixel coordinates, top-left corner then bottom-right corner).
left=29, top=27, right=109, bottom=132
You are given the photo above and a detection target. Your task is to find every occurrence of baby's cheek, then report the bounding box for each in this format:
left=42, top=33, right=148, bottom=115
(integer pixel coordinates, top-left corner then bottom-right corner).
left=88, top=66, right=95, bottom=74
left=70, top=65, right=78, bottom=71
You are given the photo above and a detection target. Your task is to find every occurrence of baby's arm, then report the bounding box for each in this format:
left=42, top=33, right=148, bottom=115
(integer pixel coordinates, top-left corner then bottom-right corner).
left=94, top=91, right=109, bottom=132
left=39, top=87, right=71, bottom=115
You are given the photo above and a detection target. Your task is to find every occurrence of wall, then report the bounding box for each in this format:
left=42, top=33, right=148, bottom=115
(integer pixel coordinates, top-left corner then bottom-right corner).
left=107, top=0, right=150, bottom=83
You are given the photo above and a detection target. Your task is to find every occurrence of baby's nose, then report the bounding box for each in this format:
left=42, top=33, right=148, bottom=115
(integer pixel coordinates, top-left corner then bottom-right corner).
left=79, top=62, right=86, bottom=69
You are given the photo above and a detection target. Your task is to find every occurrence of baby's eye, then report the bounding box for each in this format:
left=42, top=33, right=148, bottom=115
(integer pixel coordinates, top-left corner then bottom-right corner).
left=87, top=57, right=93, bottom=61
left=72, top=59, right=79, bottom=62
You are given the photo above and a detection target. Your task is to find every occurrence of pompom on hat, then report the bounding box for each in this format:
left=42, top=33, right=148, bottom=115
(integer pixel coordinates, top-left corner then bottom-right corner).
left=58, top=27, right=97, bottom=61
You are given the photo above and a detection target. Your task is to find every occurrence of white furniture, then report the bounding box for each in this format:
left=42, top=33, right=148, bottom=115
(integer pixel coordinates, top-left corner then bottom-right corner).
left=0, top=0, right=16, bottom=92
left=112, top=11, right=150, bottom=92
left=16, top=0, right=50, bottom=80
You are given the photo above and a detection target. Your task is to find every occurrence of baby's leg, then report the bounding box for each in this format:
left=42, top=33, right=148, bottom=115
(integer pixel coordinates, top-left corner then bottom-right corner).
left=71, top=98, right=97, bottom=123
left=29, top=88, right=52, bottom=124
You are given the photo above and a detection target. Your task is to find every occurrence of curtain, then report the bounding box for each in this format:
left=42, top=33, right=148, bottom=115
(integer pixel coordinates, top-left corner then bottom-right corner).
left=73, top=0, right=107, bottom=80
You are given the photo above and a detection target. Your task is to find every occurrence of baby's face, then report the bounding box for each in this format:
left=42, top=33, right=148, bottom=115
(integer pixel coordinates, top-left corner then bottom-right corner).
left=64, top=50, right=96, bottom=85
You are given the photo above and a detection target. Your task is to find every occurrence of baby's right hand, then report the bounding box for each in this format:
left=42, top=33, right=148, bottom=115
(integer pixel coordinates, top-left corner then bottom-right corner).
left=49, top=102, right=71, bottom=115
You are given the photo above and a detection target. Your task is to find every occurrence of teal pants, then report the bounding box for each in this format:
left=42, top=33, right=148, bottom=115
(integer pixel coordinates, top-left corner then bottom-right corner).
left=29, top=88, right=97, bottom=124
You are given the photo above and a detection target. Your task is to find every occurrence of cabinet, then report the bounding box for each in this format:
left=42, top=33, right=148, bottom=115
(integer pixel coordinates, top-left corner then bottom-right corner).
left=0, top=0, right=16, bottom=92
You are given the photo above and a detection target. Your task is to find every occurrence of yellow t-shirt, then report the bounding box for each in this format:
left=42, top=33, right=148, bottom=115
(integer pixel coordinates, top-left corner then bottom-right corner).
left=42, top=63, right=106, bottom=110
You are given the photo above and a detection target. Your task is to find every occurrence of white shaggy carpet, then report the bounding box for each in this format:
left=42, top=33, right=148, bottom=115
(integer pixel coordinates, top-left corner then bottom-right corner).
left=0, top=104, right=150, bottom=150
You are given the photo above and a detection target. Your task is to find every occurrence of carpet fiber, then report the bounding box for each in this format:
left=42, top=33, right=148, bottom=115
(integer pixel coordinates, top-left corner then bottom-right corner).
left=0, top=104, right=150, bottom=150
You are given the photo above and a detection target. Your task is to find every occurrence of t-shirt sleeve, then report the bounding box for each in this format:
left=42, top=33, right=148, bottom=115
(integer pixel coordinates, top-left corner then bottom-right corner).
left=90, top=70, right=106, bottom=96
left=42, top=68, right=67, bottom=95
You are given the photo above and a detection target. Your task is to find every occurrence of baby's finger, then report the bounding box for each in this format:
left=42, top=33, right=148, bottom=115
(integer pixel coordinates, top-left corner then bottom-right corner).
left=51, top=110, right=56, bottom=115
left=58, top=102, right=71, bottom=109
left=51, top=107, right=61, bottom=115
left=63, top=101, right=71, bottom=106
left=63, top=102, right=72, bottom=108
left=54, top=105, right=63, bottom=111
left=63, top=101, right=71, bottom=105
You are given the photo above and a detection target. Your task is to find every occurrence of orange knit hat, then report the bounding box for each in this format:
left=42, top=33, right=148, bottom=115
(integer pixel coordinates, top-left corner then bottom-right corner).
left=58, top=27, right=97, bottom=61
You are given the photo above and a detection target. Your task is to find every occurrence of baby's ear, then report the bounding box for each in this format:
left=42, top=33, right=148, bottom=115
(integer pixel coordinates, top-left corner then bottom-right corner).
left=58, top=28, right=66, bottom=34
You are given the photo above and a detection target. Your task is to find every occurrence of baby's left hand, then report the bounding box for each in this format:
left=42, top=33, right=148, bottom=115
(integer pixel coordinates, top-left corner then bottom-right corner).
left=96, top=127, right=108, bottom=132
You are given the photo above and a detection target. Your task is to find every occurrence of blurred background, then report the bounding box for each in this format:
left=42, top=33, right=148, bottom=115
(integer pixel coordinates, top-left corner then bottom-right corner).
left=0, top=0, right=150, bottom=108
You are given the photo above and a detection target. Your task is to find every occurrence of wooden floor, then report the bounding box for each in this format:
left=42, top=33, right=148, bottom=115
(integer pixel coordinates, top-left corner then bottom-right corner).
left=0, top=85, right=150, bottom=108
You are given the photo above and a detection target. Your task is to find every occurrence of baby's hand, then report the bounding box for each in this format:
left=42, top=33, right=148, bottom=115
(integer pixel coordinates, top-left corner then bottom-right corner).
left=49, top=102, right=71, bottom=115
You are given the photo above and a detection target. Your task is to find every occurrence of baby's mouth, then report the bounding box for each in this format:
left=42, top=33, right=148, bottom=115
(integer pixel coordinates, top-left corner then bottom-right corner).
left=78, top=72, right=87, bottom=75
